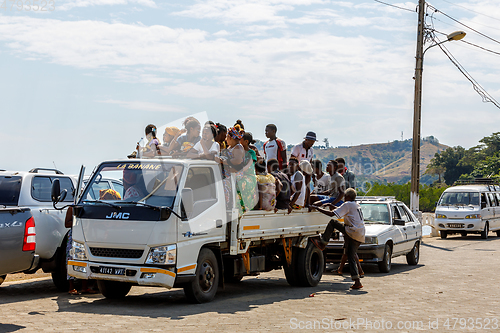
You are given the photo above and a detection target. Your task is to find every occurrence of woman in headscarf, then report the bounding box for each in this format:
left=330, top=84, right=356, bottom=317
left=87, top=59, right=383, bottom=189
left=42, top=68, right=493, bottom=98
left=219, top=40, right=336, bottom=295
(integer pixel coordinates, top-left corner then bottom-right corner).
left=217, top=125, right=258, bottom=215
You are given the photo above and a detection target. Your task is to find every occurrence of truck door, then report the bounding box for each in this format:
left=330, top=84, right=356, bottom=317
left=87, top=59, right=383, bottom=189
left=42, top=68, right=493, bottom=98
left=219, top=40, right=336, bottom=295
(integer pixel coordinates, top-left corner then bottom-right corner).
left=390, top=204, right=406, bottom=255
left=178, top=166, right=225, bottom=243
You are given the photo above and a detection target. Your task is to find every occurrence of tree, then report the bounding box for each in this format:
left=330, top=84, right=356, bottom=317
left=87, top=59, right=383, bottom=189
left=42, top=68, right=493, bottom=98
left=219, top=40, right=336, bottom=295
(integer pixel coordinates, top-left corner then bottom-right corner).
left=426, top=147, right=473, bottom=185
left=323, top=138, right=329, bottom=149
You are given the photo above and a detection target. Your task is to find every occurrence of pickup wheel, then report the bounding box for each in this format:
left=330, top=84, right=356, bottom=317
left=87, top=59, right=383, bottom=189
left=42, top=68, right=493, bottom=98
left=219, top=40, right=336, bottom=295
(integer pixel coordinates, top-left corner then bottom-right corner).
left=406, top=241, right=420, bottom=265
left=440, top=231, right=448, bottom=239
left=481, top=223, right=489, bottom=239
left=283, top=247, right=300, bottom=287
left=97, top=280, right=131, bottom=299
left=378, top=244, right=392, bottom=273
left=52, top=245, right=70, bottom=292
left=496, top=230, right=500, bottom=237
left=184, top=248, right=219, bottom=303
left=460, top=232, right=467, bottom=237
left=296, top=241, right=324, bottom=287
left=0, top=275, right=6, bottom=286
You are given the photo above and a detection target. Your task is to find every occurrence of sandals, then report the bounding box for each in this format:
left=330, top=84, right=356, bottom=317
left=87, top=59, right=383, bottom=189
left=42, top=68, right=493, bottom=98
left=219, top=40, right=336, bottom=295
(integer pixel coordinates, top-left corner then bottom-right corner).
left=68, top=289, right=81, bottom=295
left=350, top=284, right=363, bottom=289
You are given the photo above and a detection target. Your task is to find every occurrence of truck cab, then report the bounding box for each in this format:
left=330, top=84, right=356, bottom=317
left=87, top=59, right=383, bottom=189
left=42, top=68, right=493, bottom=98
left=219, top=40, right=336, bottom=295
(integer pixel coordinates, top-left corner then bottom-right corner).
left=65, top=158, right=330, bottom=302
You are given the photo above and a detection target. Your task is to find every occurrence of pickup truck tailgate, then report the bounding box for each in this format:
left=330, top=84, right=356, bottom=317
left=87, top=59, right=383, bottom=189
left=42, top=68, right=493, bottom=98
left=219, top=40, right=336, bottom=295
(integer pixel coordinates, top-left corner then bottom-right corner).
left=0, top=207, right=35, bottom=275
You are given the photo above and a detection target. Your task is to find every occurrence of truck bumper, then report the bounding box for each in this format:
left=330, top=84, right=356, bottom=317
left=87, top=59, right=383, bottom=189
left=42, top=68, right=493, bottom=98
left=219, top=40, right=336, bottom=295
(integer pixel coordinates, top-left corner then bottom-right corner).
left=67, top=260, right=176, bottom=289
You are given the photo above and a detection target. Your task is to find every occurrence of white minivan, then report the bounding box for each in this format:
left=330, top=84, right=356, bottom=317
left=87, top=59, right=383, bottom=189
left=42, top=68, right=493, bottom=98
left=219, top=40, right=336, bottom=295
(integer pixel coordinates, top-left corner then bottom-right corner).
left=435, top=180, right=500, bottom=239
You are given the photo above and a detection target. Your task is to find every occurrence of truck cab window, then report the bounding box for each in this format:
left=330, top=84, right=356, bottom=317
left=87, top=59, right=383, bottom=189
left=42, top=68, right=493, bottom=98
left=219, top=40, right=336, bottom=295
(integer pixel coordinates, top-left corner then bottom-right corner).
left=183, top=167, right=217, bottom=219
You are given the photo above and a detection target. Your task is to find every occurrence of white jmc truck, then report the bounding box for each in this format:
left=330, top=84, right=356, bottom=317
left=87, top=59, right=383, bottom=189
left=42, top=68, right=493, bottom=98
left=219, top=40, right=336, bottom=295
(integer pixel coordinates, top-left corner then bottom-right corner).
left=56, top=159, right=330, bottom=303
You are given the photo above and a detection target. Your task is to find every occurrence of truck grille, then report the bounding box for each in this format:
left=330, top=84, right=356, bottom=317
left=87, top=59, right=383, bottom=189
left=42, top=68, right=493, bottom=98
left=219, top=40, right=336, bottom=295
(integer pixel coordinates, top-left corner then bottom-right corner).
left=89, top=247, right=144, bottom=259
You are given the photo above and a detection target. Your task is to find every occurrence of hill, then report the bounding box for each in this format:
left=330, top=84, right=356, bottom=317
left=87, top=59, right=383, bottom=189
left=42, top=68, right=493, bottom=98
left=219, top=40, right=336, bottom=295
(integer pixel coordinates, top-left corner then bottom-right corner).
left=292, top=137, right=448, bottom=185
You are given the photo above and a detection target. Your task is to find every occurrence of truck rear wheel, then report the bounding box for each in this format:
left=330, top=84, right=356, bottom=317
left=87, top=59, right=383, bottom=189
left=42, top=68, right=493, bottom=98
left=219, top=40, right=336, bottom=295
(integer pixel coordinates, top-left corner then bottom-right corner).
left=296, top=241, right=324, bottom=287
left=283, top=247, right=300, bottom=286
left=0, top=275, right=6, bottom=286
left=184, top=248, right=219, bottom=303
left=97, top=280, right=131, bottom=299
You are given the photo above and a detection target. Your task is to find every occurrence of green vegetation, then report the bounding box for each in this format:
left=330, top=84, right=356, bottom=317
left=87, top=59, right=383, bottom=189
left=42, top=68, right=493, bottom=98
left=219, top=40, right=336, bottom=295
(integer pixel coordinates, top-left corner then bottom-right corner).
left=358, top=182, right=448, bottom=212
left=426, top=132, right=500, bottom=185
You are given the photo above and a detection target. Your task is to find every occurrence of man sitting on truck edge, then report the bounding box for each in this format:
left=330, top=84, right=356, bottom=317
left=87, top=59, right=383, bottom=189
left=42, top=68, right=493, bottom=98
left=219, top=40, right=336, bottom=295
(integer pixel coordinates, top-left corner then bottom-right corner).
left=311, top=188, right=365, bottom=289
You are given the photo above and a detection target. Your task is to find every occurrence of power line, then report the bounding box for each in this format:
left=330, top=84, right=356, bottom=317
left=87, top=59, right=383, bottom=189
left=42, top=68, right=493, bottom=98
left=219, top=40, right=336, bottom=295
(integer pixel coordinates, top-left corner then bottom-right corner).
left=373, top=0, right=416, bottom=13
left=435, top=35, right=500, bottom=109
left=460, top=40, right=500, bottom=57
left=427, top=4, right=500, bottom=46
left=439, top=0, right=500, bottom=23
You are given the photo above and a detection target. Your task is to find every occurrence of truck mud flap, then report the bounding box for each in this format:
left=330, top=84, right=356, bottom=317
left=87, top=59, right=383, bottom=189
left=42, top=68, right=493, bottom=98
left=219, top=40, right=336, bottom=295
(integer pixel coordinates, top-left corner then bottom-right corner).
left=233, top=255, right=265, bottom=275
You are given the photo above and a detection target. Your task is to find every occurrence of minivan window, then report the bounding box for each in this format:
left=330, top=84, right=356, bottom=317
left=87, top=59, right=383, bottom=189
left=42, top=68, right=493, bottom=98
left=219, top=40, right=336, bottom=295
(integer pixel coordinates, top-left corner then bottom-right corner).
left=0, top=176, right=22, bottom=206
left=438, top=192, right=480, bottom=206
left=31, top=176, right=75, bottom=202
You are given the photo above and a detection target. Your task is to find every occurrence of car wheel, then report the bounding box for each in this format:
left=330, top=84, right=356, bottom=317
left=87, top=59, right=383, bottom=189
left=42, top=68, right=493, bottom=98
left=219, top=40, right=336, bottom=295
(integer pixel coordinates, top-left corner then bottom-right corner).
left=52, top=246, right=69, bottom=292
left=460, top=232, right=467, bottom=238
left=440, top=231, right=448, bottom=239
left=184, top=248, right=219, bottom=303
left=481, top=222, right=489, bottom=239
left=0, top=275, right=6, bottom=286
left=406, top=241, right=420, bottom=265
left=97, top=280, right=132, bottom=299
left=496, top=230, right=500, bottom=237
left=378, top=244, right=392, bottom=273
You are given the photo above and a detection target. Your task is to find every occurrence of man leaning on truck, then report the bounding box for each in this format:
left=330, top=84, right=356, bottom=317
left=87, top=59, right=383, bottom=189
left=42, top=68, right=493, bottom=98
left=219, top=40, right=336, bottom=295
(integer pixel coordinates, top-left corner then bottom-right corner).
left=310, top=188, right=365, bottom=289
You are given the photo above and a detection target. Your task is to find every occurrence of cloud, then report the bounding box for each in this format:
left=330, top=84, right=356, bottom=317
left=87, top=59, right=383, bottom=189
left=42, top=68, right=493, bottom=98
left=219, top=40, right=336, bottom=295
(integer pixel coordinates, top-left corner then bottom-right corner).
left=57, top=0, right=157, bottom=11
left=98, top=99, right=185, bottom=113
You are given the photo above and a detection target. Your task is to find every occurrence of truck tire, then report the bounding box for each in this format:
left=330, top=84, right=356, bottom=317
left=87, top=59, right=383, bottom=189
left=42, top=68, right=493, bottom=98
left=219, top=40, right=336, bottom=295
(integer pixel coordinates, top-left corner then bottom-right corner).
left=496, top=230, right=500, bottom=237
left=406, top=241, right=420, bottom=265
left=0, top=275, right=6, bottom=286
left=481, top=223, right=489, bottom=239
left=97, top=280, right=131, bottom=299
left=52, top=247, right=69, bottom=292
left=283, top=247, right=300, bottom=287
left=378, top=244, right=392, bottom=273
left=440, top=231, right=448, bottom=239
left=296, top=241, right=324, bottom=287
left=184, top=248, right=219, bottom=303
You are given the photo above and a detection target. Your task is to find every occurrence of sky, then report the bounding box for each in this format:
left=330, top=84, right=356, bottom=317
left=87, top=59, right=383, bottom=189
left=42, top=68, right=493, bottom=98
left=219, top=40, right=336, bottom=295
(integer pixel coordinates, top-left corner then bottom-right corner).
left=1, top=0, right=500, bottom=174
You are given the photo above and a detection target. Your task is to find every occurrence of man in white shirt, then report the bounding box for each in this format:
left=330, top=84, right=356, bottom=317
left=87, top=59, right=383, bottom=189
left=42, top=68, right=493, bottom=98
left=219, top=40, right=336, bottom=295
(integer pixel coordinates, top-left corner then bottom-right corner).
left=288, top=158, right=306, bottom=211
left=290, top=131, right=316, bottom=162
left=311, top=188, right=365, bottom=289
left=311, top=159, right=330, bottom=194
left=263, top=124, right=287, bottom=170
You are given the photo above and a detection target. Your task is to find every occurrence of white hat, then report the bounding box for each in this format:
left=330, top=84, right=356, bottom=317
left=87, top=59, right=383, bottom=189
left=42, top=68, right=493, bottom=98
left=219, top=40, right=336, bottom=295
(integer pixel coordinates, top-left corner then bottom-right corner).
left=299, top=160, right=313, bottom=175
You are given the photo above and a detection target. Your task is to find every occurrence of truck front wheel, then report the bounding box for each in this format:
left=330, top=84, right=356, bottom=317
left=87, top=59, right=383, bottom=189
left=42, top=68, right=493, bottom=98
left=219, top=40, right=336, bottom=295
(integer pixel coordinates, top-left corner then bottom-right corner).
left=97, top=280, right=131, bottom=299
left=296, top=241, right=324, bottom=287
left=184, top=248, right=219, bottom=303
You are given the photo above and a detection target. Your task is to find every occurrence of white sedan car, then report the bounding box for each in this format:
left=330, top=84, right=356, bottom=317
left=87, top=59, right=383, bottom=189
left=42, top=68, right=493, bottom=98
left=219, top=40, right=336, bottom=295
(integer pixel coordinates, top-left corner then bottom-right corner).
left=325, top=197, right=422, bottom=273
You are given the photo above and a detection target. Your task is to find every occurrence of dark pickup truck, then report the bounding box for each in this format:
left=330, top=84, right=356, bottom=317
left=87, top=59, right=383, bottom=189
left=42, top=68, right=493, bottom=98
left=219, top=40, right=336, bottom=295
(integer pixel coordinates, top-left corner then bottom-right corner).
left=0, top=176, right=39, bottom=286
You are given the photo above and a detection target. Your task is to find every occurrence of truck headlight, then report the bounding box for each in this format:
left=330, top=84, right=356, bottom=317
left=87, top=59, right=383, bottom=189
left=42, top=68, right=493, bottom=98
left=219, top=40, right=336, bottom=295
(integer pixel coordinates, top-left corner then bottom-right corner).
left=70, top=241, right=88, bottom=261
left=436, top=214, right=447, bottom=219
left=145, top=245, right=176, bottom=265
left=364, top=236, right=378, bottom=244
left=465, top=214, right=481, bottom=219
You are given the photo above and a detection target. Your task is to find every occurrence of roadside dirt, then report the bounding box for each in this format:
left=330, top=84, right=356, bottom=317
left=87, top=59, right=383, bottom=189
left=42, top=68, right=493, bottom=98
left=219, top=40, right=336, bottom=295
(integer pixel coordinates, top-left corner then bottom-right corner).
left=4, top=269, right=51, bottom=283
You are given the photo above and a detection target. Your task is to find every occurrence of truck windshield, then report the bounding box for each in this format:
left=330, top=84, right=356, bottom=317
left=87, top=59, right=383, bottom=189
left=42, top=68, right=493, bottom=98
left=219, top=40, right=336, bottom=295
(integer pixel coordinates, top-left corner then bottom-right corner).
left=360, top=203, right=390, bottom=225
left=81, top=162, right=183, bottom=208
left=438, top=192, right=480, bottom=206
left=0, top=176, right=22, bottom=206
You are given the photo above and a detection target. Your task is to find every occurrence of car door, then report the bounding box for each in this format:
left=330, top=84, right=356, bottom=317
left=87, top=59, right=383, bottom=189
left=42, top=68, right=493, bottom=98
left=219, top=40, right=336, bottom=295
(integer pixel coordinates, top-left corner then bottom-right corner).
left=399, top=204, right=421, bottom=251
left=390, top=204, right=406, bottom=255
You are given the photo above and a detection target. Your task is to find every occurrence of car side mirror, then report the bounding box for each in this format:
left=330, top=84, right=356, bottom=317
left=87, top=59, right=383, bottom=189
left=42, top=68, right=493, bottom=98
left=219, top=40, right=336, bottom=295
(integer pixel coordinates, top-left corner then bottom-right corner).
left=393, top=218, right=406, bottom=226
left=51, top=179, right=67, bottom=206
left=181, top=188, right=194, bottom=220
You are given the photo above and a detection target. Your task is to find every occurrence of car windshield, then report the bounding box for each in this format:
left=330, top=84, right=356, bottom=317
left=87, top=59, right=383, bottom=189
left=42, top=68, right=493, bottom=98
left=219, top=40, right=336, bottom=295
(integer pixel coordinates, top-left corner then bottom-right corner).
left=0, top=176, right=22, bottom=206
left=81, top=161, right=183, bottom=208
left=438, top=192, right=479, bottom=206
left=360, top=203, right=391, bottom=225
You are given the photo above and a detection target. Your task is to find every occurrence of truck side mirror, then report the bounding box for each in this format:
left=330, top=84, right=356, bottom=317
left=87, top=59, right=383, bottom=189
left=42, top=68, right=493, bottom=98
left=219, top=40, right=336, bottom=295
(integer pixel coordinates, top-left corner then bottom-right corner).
left=393, top=218, right=406, bottom=226
left=181, top=188, right=194, bottom=219
left=51, top=179, right=67, bottom=205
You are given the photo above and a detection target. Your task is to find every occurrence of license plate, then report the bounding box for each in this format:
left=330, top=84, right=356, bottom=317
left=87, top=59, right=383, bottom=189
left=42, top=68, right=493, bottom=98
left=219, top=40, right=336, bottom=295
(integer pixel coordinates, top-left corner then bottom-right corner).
left=98, top=266, right=125, bottom=275
left=447, top=223, right=464, bottom=228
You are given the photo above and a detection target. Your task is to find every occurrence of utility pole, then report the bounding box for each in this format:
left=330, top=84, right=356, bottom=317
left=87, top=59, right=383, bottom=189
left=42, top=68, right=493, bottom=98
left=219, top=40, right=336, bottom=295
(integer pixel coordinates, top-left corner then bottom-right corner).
left=410, top=0, right=426, bottom=214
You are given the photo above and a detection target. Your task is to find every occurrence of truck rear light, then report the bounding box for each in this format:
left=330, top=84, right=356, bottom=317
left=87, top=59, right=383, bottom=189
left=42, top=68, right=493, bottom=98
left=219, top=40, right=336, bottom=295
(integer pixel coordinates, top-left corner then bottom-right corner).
left=23, top=216, right=36, bottom=251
